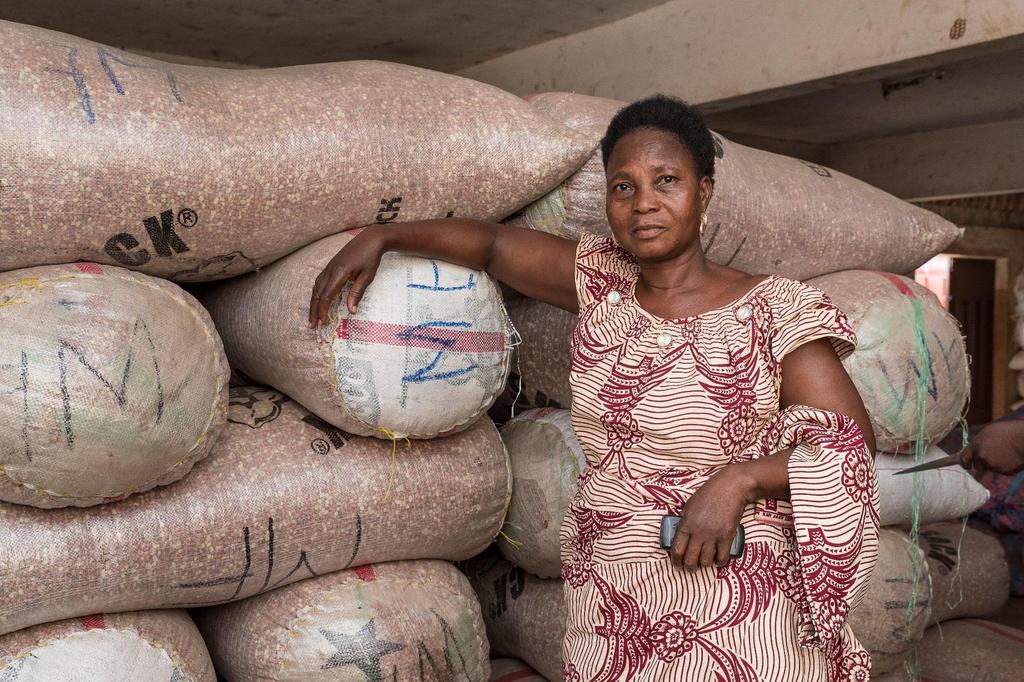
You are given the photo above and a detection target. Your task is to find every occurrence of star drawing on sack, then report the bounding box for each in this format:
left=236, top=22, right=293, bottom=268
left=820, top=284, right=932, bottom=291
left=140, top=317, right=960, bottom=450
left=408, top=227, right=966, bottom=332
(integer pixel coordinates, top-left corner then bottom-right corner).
left=319, top=618, right=405, bottom=680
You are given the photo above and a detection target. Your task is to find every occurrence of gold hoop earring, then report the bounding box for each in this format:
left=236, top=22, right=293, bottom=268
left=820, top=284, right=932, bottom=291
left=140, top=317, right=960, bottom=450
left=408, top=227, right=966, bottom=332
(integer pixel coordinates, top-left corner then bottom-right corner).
left=700, top=212, right=708, bottom=237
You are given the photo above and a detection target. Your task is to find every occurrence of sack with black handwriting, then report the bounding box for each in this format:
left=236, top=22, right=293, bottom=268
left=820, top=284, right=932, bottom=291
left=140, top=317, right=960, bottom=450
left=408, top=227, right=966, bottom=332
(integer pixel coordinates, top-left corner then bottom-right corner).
left=194, top=560, right=488, bottom=681
left=0, top=388, right=510, bottom=636
left=847, top=529, right=932, bottom=675
left=0, top=262, right=227, bottom=508
left=918, top=522, right=1009, bottom=625
left=461, top=550, right=565, bottom=682
left=0, top=20, right=591, bottom=281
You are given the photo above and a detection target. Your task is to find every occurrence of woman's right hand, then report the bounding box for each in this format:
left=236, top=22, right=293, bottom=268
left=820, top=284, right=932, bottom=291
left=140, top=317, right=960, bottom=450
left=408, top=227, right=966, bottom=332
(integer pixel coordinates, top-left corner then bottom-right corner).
left=307, top=218, right=578, bottom=328
left=308, top=227, right=385, bottom=327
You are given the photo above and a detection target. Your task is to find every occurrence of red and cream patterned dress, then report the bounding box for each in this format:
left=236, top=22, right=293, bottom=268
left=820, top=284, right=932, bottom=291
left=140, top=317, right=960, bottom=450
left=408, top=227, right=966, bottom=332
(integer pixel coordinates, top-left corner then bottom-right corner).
left=560, top=234, right=880, bottom=681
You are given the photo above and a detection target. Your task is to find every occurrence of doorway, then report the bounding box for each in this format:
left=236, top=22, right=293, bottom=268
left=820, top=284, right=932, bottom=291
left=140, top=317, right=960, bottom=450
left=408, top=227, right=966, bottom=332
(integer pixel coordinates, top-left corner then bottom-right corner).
left=916, top=254, right=1010, bottom=425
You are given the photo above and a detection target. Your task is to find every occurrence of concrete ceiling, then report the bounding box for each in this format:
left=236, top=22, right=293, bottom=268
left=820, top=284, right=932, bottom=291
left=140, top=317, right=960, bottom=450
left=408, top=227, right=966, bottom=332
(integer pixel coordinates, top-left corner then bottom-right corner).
left=703, top=43, right=1024, bottom=145
left=918, top=193, right=1024, bottom=230
left=0, top=0, right=671, bottom=70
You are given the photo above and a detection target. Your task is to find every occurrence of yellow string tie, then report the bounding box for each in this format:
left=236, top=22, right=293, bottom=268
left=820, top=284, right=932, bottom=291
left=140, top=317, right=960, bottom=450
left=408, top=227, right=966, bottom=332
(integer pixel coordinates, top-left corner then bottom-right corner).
left=497, top=529, right=522, bottom=549
left=375, top=427, right=410, bottom=503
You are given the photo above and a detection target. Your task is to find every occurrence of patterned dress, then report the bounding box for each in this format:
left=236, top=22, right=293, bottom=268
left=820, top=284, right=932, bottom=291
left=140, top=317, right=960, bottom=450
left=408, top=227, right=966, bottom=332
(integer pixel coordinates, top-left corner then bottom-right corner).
left=560, top=234, right=880, bottom=681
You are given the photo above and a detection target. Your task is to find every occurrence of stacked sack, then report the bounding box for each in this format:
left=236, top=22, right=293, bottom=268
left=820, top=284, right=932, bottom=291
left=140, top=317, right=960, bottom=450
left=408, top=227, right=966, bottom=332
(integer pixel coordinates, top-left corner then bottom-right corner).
left=470, top=92, right=1017, bottom=679
left=0, top=17, right=601, bottom=679
left=0, top=16, right=1016, bottom=679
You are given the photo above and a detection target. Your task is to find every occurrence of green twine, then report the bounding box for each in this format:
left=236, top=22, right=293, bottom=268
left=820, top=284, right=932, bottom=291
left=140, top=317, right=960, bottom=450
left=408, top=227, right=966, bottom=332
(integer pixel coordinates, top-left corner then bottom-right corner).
left=901, top=295, right=933, bottom=681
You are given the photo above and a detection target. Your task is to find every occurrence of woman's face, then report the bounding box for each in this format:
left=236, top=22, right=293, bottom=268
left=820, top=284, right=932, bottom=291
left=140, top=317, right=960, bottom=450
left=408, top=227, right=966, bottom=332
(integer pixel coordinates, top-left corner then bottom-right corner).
left=604, top=127, right=711, bottom=262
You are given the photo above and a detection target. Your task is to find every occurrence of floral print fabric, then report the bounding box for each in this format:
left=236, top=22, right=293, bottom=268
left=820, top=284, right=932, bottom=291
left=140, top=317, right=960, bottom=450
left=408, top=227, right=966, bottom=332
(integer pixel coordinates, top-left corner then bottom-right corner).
left=561, top=234, right=880, bottom=681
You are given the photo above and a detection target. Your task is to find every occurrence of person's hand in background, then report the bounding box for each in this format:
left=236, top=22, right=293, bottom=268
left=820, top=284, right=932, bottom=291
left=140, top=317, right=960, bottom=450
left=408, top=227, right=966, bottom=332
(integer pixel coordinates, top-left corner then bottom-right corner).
left=961, top=418, right=1024, bottom=476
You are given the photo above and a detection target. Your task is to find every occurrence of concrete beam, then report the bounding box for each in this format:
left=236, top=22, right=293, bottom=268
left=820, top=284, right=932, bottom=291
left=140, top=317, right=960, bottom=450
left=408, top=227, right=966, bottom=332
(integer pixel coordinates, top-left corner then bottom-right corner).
left=824, top=117, right=1024, bottom=201
left=459, top=0, right=1024, bottom=111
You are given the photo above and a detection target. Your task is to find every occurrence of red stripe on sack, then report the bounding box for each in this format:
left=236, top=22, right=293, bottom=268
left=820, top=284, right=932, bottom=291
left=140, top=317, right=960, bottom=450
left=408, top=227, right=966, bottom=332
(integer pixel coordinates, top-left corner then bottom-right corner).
left=493, top=672, right=542, bottom=682
left=355, top=565, right=376, bottom=582
left=880, top=272, right=917, bottom=298
left=965, top=619, right=1024, bottom=645
left=337, top=319, right=505, bottom=353
left=80, top=614, right=106, bottom=629
left=74, top=263, right=104, bottom=275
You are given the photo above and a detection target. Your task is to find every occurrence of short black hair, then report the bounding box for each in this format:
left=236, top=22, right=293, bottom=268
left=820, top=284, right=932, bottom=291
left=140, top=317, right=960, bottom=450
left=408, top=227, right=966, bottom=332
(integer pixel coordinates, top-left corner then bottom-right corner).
left=600, top=95, right=715, bottom=182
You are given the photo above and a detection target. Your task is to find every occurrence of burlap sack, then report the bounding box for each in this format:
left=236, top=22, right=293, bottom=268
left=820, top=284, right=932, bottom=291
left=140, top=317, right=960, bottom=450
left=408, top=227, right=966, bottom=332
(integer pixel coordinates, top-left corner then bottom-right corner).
left=918, top=522, right=1009, bottom=625
left=917, top=619, right=1024, bottom=682
left=489, top=658, right=547, bottom=681
left=506, top=94, right=611, bottom=241
left=0, top=262, right=227, bottom=508
left=498, top=408, right=583, bottom=579
left=0, top=20, right=592, bottom=282
left=0, top=388, right=510, bottom=636
left=201, top=231, right=512, bottom=439
left=0, top=610, right=214, bottom=681
left=875, top=448, right=989, bottom=527
left=462, top=550, right=565, bottom=682
left=809, top=271, right=970, bottom=453
left=848, top=528, right=933, bottom=675
left=501, top=298, right=575, bottom=412
left=1010, top=349, right=1024, bottom=371
left=509, top=92, right=961, bottom=281
left=194, top=560, right=488, bottom=681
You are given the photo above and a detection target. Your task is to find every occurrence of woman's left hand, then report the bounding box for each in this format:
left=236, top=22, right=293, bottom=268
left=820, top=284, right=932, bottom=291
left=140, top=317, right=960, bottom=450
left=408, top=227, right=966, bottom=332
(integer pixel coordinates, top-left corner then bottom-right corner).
left=670, top=466, right=752, bottom=570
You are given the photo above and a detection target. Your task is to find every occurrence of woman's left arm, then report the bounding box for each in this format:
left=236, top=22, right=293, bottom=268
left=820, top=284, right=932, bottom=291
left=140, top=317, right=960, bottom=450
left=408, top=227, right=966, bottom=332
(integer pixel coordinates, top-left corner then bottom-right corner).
left=670, top=338, right=874, bottom=569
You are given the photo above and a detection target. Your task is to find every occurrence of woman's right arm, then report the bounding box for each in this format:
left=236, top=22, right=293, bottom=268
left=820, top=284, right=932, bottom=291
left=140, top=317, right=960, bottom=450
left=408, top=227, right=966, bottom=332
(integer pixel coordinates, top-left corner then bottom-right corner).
left=308, top=218, right=578, bottom=327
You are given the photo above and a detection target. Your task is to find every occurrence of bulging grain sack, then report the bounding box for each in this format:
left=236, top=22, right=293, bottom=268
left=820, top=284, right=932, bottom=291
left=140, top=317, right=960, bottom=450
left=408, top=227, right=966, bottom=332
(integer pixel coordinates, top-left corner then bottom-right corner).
left=0, top=21, right=592, bottom=282
left=501, top=297, right=575, bottom=411
left=194, top=560, right=488, bottom=681
left=507, top=94, right=613, bottom=240
left=462, top=550, right=565, bottom=682
left=510, top=92, right=961, bottom=281
left=848, top=528, right=932, bottom=675
left=498, top=408, right=584, bottom=578
left=1010, top=349, right=1024, bottom=371
left=0, top=610, right=214, bottom=681
left=0, top=263, right=227, bottom=508
left=0, top=388, right=510, bottom=636
left=201, top=231, right=512, bottom=439
left=875, top=448, right=989, bottom=526
left=489, top=658, right=547, bottom=681
left=917, top=619, right=1024, bottom=682
left=918, top=522, right=1009, bottom=624
left=808, top=271, right=969, bottom=452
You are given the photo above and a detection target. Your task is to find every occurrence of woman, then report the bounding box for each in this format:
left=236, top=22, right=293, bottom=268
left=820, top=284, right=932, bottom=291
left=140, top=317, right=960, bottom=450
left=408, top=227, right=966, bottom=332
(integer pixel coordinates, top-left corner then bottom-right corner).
left=309, top=96, right=879, bottom=681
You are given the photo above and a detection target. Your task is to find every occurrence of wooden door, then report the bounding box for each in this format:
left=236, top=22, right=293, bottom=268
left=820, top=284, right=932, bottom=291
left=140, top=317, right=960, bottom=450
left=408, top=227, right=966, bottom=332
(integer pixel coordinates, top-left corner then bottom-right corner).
left=948, top=257, right=996, bottom=424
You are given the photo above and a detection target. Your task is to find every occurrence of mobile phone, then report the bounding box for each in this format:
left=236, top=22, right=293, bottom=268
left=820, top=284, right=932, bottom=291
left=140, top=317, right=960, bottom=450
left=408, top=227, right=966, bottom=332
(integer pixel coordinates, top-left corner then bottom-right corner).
left=660, top=516, right=745, bottom=558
